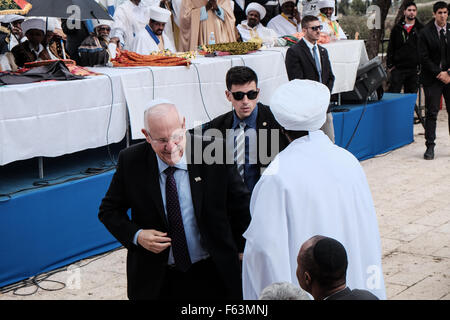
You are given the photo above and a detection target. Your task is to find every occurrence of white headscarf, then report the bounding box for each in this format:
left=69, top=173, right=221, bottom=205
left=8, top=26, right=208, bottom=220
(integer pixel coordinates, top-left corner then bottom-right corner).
left=245, top=2, right=266, bottom=20
left=279, top=0, right=295, bottom=6
left=318, top=0, right=335, bottom=10
left=21, top=18, right=46, bottom=34
left=270, top=79, right=330, bottom=131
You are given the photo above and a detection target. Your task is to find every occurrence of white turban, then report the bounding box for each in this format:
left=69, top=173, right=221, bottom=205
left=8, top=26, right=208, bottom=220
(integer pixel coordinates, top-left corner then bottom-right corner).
left=21, top=18, right=46, bottom=34
left=149, top=6, right=171, bottom=23
left=92, top=19, right=113, bottom=29
left=318, top=0, right=335, bottom=10
left=270, top=80, right=330, bottom=131
left=0, top=15, right=25, bottom=24
left=279, top=0, right=295, bottom=6
left=246, top=2, right=266, bottom=20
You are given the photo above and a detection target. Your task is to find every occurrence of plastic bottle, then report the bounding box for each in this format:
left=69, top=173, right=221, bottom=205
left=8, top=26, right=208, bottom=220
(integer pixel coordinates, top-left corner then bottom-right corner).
left=209, top=32, right=216, bottom=45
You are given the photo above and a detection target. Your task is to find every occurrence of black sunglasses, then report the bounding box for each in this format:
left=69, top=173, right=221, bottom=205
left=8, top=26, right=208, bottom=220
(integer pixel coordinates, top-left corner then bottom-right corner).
left=230, top=89, right=259, bottom=100
left=308, top=25, right=323, bottom=31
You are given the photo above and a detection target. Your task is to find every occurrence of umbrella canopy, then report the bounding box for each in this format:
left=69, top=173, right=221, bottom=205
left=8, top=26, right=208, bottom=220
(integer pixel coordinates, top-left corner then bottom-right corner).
left=26, top=0, right=113, bottom=20
left=0, top=0, right=32, bottom=15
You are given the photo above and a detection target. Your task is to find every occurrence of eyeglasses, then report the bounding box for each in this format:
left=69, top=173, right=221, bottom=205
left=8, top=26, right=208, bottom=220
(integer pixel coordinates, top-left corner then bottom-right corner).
left=308, top=25, right=323, bottom=31
left=230, top=89, right=259, bottom=101
left=97, top=26, right=111, bottom=32
left=147, top=130, right=184, bottom=145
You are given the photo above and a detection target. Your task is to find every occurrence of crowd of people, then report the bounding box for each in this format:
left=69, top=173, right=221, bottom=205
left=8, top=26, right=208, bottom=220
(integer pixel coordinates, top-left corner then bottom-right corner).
left=0, top=0, right=346, bottom=70
left=1, top=0, right=450, bottom=300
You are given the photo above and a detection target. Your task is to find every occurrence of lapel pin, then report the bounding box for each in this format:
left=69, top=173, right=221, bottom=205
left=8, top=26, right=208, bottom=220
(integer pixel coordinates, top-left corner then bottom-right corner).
left=195, top=177, right=202, bottom=182
left=262, top=122, right=267, bottom=126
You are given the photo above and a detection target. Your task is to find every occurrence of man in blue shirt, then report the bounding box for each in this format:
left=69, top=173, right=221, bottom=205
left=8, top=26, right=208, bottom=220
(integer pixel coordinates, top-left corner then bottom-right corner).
left=202, top=66, right=289, bottom=193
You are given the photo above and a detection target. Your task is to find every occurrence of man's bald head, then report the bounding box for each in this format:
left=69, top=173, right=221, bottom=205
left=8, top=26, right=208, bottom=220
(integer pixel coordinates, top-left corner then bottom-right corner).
left=142, top=102, right=186, bottom=166
left=296, top=235, right=348, bottom=296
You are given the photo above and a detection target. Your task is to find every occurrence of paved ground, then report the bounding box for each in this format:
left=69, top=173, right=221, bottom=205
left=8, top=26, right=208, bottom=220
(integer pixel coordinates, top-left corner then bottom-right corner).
left=1, top=111, right=449, bottom=300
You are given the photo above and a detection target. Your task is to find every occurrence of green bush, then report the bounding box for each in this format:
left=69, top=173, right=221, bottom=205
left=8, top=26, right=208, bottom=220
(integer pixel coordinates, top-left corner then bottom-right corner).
left=339, top=15, right=370, bottom=40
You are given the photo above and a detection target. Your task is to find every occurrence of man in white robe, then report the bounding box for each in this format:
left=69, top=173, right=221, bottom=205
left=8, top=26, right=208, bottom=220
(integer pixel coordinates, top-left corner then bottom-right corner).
left=267, top=0, right=300, bottom=36
left=317, top=0, right=346, bottom=40
left=242, top=79, right=386, bottom=300
left=132, top=6, right=176, bottom=53
left=237, top=2, right=278, bottom=44
left=110, top=0, right=151, bottom=50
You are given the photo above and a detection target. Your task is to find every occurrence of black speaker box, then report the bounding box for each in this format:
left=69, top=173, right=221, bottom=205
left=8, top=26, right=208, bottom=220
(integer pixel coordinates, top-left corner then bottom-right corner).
left=340, top=56, right=387, bottom=104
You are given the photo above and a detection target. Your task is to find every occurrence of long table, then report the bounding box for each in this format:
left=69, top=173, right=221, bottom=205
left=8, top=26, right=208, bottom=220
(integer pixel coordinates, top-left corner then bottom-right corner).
left=0, top=40, right=368, bottom=165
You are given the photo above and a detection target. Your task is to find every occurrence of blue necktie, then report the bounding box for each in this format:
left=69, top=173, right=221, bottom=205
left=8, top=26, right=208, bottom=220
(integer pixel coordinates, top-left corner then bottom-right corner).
left=165, top=166, right=192, bottom=272
left=313, top=45, right=322, bottom=83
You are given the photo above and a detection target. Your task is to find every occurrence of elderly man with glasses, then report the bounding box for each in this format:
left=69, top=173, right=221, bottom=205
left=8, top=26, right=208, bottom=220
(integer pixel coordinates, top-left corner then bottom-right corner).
left=78, top=19, right=113, bottom=67
left=201, top=66, right=289, bottom=193
left=99, top=99, right=251, bottom=300
left=285, top=15, right=336, bottom=142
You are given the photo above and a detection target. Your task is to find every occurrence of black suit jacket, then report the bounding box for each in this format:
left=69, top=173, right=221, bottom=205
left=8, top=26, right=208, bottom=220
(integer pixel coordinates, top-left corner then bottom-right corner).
left=285, top=38, right=335, bottom=93
left=418, top=21, right=450, bottom=86
left=326, top=287, right=379, bottom=300
left=200, top=103, right=289, bottom=183
left=98, top=134, right=251, bottom=300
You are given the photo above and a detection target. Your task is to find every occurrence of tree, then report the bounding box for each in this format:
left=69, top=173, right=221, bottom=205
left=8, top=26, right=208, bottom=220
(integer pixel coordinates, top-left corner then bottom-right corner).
left=339, top=0, right=351, bottom=15
left=366, top=0, right=392, bottom=59
left=351, top=0, right=367, bottom=15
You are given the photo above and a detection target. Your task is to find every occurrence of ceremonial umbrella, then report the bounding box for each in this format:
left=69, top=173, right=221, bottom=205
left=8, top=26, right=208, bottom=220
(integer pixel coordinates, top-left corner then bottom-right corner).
left=0, top=0, right=32, bottom=15
left=26, top=0, right=112, bottom=20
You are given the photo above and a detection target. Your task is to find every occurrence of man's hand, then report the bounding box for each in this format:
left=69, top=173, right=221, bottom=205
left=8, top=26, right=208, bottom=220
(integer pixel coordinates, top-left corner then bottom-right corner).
left=110, top=37, right=122, bottom=50
left=137, top=229, right=171, bottom=253
left=293, top=8, right=300, bottom=23
left=437, top=71, right=450, bottom=84
left=11, top=25, right=23, bottom=40
left=206, top=0, right=218, bottom=11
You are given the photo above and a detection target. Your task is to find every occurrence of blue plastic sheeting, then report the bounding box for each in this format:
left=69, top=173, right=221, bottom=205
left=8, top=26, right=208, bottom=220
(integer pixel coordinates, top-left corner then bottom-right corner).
left=0, top=171, right=120, bottom=288
left=333, top=93, right=416, bottom=160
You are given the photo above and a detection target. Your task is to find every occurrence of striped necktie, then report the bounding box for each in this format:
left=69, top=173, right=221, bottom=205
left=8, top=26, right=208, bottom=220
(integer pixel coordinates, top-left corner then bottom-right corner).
left=234, top=121, right=246, bottom=180
left=313, top=45, right=322, bottom=83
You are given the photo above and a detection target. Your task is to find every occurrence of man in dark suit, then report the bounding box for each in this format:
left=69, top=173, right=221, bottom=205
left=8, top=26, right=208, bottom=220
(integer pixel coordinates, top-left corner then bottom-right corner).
left=296, top=235, right=379, bottom=300
left=98, top=101, right=251, bottom=300
left=285, top=15, right=336, bottom=142
left=418, top=1, right=450, bottom=160
left=201, top=66, right=289, bottom=193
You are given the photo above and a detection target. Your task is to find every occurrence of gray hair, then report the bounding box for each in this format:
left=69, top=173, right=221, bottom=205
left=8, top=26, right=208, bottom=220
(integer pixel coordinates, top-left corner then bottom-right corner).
left=259, top=282, right=312, bottom=300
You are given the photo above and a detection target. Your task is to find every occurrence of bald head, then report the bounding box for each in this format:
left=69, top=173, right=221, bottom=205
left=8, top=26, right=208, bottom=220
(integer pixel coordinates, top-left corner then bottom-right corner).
left=141, top=103, right=186, bottom=166
left=296, top=235, right=348, bottom=298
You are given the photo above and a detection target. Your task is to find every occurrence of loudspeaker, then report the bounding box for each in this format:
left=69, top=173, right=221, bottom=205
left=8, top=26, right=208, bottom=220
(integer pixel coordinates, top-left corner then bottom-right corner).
left=340, top=56, right=387, bottom=104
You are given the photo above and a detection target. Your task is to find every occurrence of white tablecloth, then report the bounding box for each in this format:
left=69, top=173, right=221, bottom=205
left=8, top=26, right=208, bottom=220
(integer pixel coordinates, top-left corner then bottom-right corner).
left=0, top=40, right=367, bottom=165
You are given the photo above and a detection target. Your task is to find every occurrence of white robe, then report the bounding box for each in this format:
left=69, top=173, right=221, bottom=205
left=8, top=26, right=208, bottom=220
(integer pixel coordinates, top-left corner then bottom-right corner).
left=237, top=21, right=278, bottom=43
left=318, top=14, right=347, bottom=40
left=266, top=14, right=300, bottom=37
left=242, top=130, right=386, bottom=300
left=132, top=28, right=176, bottom=54
left=111, top=0, right=150, bottom=50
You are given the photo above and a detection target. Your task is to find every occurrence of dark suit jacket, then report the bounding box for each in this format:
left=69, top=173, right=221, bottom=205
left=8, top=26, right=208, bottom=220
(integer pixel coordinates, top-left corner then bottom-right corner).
left=326, top=287, right=379, bottom=300
left=200, top=103, right=289, bottom=182
left=285, top=38, right=335, bottom=94
left=98, top=134, right=251, bottom=300
left=418, top=21, right=450, bottom=86
left=11, top=40, right=52, bottom=67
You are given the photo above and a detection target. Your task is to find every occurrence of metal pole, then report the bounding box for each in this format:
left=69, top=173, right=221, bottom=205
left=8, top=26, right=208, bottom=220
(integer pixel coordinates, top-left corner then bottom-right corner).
left=38, top=157, right=44, bottom=179
left=126, top=107, right=130, bottom=147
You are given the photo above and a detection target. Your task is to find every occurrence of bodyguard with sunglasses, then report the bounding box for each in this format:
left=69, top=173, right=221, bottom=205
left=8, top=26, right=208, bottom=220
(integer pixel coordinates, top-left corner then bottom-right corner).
left=202, top=66, right=289, bottom=193
left=285, top=15, right=335, bottom=142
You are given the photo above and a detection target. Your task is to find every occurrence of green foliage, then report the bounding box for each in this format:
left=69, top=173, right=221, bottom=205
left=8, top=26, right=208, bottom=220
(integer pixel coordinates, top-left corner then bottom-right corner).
left=339, top=15, right=370, bottom=39
left=350, top=0, right=367, bottom=15
left=416, top=4, right=434, bottom=24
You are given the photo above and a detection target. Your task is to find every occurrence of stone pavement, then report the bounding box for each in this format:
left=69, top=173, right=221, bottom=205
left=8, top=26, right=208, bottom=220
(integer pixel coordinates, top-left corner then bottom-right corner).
left=1, top=111, right=449, bottom=300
